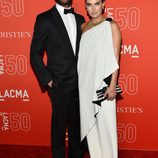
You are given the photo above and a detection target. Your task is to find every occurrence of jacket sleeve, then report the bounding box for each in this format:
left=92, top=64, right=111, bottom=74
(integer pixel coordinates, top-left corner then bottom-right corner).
left=80, top=15, right=85, bottom=24
left=30, top=15, right=52, bottom=88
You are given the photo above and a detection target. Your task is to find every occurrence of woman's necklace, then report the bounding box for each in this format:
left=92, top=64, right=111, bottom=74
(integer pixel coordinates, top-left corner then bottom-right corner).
left=88, top=17, right=105, bottom=28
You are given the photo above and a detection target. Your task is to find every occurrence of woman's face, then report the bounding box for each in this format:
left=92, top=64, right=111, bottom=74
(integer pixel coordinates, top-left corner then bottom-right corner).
left=86, top=0, right=104, bottom=18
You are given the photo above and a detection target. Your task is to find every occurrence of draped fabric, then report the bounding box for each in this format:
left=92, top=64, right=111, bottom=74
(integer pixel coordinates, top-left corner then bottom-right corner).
left=78, top=21, right=119, bottom=141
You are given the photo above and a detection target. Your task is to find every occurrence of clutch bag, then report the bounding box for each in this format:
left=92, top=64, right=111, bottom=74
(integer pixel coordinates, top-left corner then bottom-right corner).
left=92, top=75, right=122, bottom=106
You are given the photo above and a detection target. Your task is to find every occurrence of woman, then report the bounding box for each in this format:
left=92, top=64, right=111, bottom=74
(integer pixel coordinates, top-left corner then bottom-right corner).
left=77, top=0, right=122, bottom=158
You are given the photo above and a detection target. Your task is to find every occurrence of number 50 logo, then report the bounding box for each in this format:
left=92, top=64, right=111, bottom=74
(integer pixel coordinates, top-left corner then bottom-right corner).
left=118, top=123, right=137, bottom=143
left=5, top=55, right=28, bottom=75
left=119, top=74, right=139, bottom=95
left=105, top=7, right=141, bottom=30
left=115, top=7, right=140, bottom=30
left=9, top=113, right=31, bottom=131
left=0, top=0, right=24, bottom=17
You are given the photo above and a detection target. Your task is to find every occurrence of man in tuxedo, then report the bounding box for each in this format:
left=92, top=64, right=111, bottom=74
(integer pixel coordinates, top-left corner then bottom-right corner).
left=30, top=0, right=85, bottom=157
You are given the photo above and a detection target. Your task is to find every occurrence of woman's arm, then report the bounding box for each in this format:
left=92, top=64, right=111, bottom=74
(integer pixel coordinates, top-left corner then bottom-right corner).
left=104, top=21, right=122, bottom=101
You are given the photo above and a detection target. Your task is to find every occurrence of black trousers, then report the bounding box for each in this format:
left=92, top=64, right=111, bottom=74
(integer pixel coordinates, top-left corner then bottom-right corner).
left=47, top=86, right=84, bottom=158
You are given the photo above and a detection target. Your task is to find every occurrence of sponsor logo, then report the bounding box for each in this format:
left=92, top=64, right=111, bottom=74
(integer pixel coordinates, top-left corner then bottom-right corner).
left=0, top=32, right=31, bottom=38
left=117, top=106, right=143, bottom=114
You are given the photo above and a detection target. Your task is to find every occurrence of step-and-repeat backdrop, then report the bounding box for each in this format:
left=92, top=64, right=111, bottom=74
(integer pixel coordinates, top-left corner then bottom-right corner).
left=0, top=0, right=158, bottom=151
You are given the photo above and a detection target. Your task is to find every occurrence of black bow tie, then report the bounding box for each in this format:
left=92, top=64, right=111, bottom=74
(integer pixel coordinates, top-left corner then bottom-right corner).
left=64, top=8, right=74, bottom=14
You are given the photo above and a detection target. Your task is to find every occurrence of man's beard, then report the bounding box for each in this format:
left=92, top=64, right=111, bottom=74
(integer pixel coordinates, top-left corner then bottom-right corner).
left=55, top=0, right=73, bottom=6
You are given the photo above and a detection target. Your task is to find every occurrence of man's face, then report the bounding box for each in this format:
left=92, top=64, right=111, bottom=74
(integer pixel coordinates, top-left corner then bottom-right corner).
left=55, top=0, right=73, bottom=7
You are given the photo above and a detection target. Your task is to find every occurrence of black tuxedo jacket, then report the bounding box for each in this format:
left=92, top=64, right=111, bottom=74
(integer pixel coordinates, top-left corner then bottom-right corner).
left=30, top=6, right=85, bottom=92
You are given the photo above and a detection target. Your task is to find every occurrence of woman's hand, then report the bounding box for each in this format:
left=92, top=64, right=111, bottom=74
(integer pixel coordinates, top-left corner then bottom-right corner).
left=104, top=86, right=116, bottom=101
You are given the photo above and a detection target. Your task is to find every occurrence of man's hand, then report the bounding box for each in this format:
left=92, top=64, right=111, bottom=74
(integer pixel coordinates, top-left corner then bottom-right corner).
left=48, top=80, right=53, bottom=88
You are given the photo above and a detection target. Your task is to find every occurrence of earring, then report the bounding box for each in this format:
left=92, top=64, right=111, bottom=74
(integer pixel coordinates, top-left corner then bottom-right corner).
left=102, top=5, right=105, bottom=14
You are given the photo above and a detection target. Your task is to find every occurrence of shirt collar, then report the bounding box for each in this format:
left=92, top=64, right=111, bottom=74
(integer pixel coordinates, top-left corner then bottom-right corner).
left=56, top=3, right=71, bottom=14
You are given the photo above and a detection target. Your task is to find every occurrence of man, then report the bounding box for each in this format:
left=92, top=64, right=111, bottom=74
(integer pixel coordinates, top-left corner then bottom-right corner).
left=30, top=0, right=85, bottom=158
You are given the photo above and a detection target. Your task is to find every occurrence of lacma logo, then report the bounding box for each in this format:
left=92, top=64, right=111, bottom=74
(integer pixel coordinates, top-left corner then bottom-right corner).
left=0, top=112, right=9, bottom=131
left=0, top=54, right=28, bottom=76
left=0, top=89, right=29, bottom=102
left=0, top=55, right=4, bottom=75
left=121, top=44, right=139, bottom=58
left=0, top=112, right=31, bottom=131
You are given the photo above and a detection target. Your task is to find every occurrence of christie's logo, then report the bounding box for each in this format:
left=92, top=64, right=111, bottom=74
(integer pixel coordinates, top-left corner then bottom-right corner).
left=0, top=32, right=31, bottom=38
left=0, top=89, right=29, bottom=102
left=121, top=44, right=139, bottom=58
left=117, top=106, right=143, bottom=114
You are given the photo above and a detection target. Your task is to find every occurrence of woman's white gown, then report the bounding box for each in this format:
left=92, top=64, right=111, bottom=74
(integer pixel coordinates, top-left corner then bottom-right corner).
left=78, top=21, right=119, bottom=158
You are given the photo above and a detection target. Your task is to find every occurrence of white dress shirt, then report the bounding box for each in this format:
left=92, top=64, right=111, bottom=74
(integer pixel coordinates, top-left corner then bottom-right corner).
left=56, top=3, right=77, bottom=55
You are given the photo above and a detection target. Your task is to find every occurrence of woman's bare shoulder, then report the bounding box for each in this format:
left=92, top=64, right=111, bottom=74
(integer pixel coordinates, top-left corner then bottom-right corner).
left=110, top=20, right=120, bottom=30
left=110, top=20, right=122, bottom=41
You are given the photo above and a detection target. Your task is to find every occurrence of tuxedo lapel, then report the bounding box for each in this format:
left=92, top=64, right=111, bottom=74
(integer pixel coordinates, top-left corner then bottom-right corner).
left=51, top=6, right=75, bottom=56
left=74, top=14, right=81, bottom=56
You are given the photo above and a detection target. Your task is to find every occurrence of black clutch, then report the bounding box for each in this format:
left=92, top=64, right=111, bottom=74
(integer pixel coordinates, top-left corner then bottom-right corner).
left=92, top=75, right=122, bottom=106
